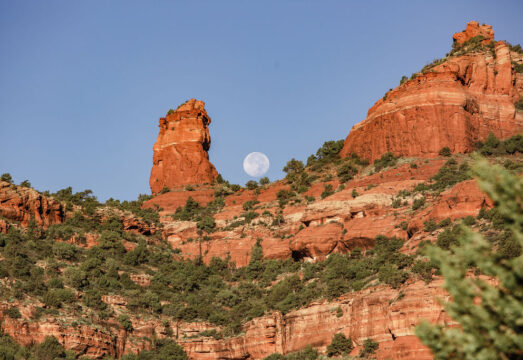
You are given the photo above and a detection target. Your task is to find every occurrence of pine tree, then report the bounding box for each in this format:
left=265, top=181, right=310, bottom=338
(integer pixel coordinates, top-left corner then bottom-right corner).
left=415, top=157, right=523, bottom=359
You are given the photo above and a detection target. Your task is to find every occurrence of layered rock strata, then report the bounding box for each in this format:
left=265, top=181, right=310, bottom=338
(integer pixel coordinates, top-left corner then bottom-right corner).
left=0, top=181, right=66, bottom=229
left=340, top=25, right=523, bottom=162
left=149, top=99, right=218, bottom=194
left=0, top=279, right=453, bottom=359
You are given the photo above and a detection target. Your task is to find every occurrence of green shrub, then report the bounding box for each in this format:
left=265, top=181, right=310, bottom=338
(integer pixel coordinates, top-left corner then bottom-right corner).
left=425, top=158, right=471, bottom=192
left=243, top=211, right=259, bottom=224
left=351, top=189, right=358, bottom=198
left=82, top=290, right=107, bottom=311
left=283, top=159, right=304, bottom=176
left=424, top=219, right=437, bottom=232
left=462, top=216, right=476, bottom=226
left=392, top=198, right=402, bottom=208
left=43, top=288, right=75, bottom=308
left=321, top=184, right=334, bottom=199
left=34, top=336, right=72, bottom=360
left=400, top=221, right=408, bottom=231
left=438, top=146, right=452, bottom=157
left=337, top=163, right=358, bottom=183
left=118, top=314, right=133, bottom=332
left=503, top=134, right=523, bottom=153
left=412, top=260, right=434, bottom=283
left=508, top=42, right=523, bottom=53
left=52, top=242, right=79, bottom=261
left=1, top=173, right=12, bottom=183
left=159, top=186, right=170, bottom=194
left=412, top=197, right=425, bottom=210
left=259, top=177, right=270, bottom=185
left=242, top=200, right=259, bottom=211
left=437, top=218, right=451, bottom=228
left=230, top=184, right=242, bottom=192
left=436, top=226, right=463, bottom=250
left=326, top=333, right=353, bottom=357
left=374, top=152, right=398, bottom=172
left=475, top=133, right=523, bottom=155
left=184, top=185, right=195, bottom=191
left=359, top=338, right=379, bottom=357
left=245, top=180, right=258, bottom=190
left=264, top=346, right=318, bottom=360
left=196, top=216, right=216, bottom=233
left=6, top=307, right=21, bottom=319
left=512, top=61, right=523, bottom=73
left=20, top=180, right=31, bottom=188
left=378, top=264, right=408, bottom=289
left=276, top=188, right=295, bottom=207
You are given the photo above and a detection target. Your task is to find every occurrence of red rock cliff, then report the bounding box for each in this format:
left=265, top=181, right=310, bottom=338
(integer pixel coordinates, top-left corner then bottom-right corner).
left=340, top=23, right=523, bottom=162
left=149, top=99, right=218, bottom=194
left=0, top=181, right=66, bottom=230
left=452, top=21, right=494, bottom=45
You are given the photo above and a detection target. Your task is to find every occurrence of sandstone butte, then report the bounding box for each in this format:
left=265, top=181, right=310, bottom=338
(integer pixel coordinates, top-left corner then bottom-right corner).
left=339, top=21, right=523, bottom=162
left=0, top=22, right=521, bottom=360
left=149, top=98, right=218, bottom=194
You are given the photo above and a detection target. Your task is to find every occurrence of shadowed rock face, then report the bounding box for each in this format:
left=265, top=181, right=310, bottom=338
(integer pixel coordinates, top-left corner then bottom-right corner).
left=149, top=99, right=218, bottom=194
left=340, top=24, right=523, bottom=162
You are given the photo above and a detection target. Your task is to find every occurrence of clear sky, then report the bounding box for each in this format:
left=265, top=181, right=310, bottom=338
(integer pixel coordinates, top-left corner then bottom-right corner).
left=1, top=1, right=522, bottom=201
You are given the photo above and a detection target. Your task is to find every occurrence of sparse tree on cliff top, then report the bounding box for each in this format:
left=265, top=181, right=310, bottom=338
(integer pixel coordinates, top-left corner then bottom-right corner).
left=415, top=157, right=523, bottom=360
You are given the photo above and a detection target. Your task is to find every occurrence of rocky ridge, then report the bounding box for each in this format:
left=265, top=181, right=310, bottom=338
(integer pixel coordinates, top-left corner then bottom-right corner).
left=339, top=22, right=523, bottom=162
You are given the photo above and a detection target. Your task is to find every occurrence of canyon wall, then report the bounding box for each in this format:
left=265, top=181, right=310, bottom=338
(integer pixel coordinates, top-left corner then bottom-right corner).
left=0, top=279, right=452, bottom=359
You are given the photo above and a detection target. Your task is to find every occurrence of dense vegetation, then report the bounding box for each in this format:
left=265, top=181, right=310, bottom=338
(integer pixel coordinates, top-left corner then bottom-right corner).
left=1, top=135, right=520, bottom=359
left=0, top=334, right=76, bottom=360
left=0, top=201, right=438, bottom=342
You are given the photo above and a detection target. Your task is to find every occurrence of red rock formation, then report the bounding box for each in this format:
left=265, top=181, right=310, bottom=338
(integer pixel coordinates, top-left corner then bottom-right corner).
left=0, top=316, right=119, bottom=358
left=0, top=181, right=66, bottom=230
left=149, top=99, right=218, bottom=194
left=340, top=24, right=523, bottom=162
left=179, top=279, right=452, bottom=359
left=0, top=279, right=453, bottom=359
left=408, top=179, right=493, bottom=234
left=453, top=21, right=494, bottom=45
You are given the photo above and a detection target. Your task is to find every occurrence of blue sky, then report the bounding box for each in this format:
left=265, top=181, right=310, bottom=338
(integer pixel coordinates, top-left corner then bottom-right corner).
left=1, top=1, right=522, bottom=201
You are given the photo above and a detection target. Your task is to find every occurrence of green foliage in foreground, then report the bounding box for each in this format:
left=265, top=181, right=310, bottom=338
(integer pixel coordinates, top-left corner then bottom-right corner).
left=415, top=157, right=523, bottom=360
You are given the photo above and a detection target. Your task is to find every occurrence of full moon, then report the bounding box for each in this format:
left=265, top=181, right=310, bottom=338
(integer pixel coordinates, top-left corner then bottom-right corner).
left=243, top=152, right=270, bottom=177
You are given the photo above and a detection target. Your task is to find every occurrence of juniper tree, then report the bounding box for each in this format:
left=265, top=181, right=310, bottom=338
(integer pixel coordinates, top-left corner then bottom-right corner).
left=415, top=157, right=523, bottom=360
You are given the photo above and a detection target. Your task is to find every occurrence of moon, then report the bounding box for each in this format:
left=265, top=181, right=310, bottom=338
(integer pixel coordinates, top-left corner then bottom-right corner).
left=243, top=152, right=270, bottom=177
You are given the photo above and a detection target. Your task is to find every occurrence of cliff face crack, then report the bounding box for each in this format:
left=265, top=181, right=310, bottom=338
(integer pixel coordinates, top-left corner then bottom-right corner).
left=388, top=328, right=397, bottom=341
